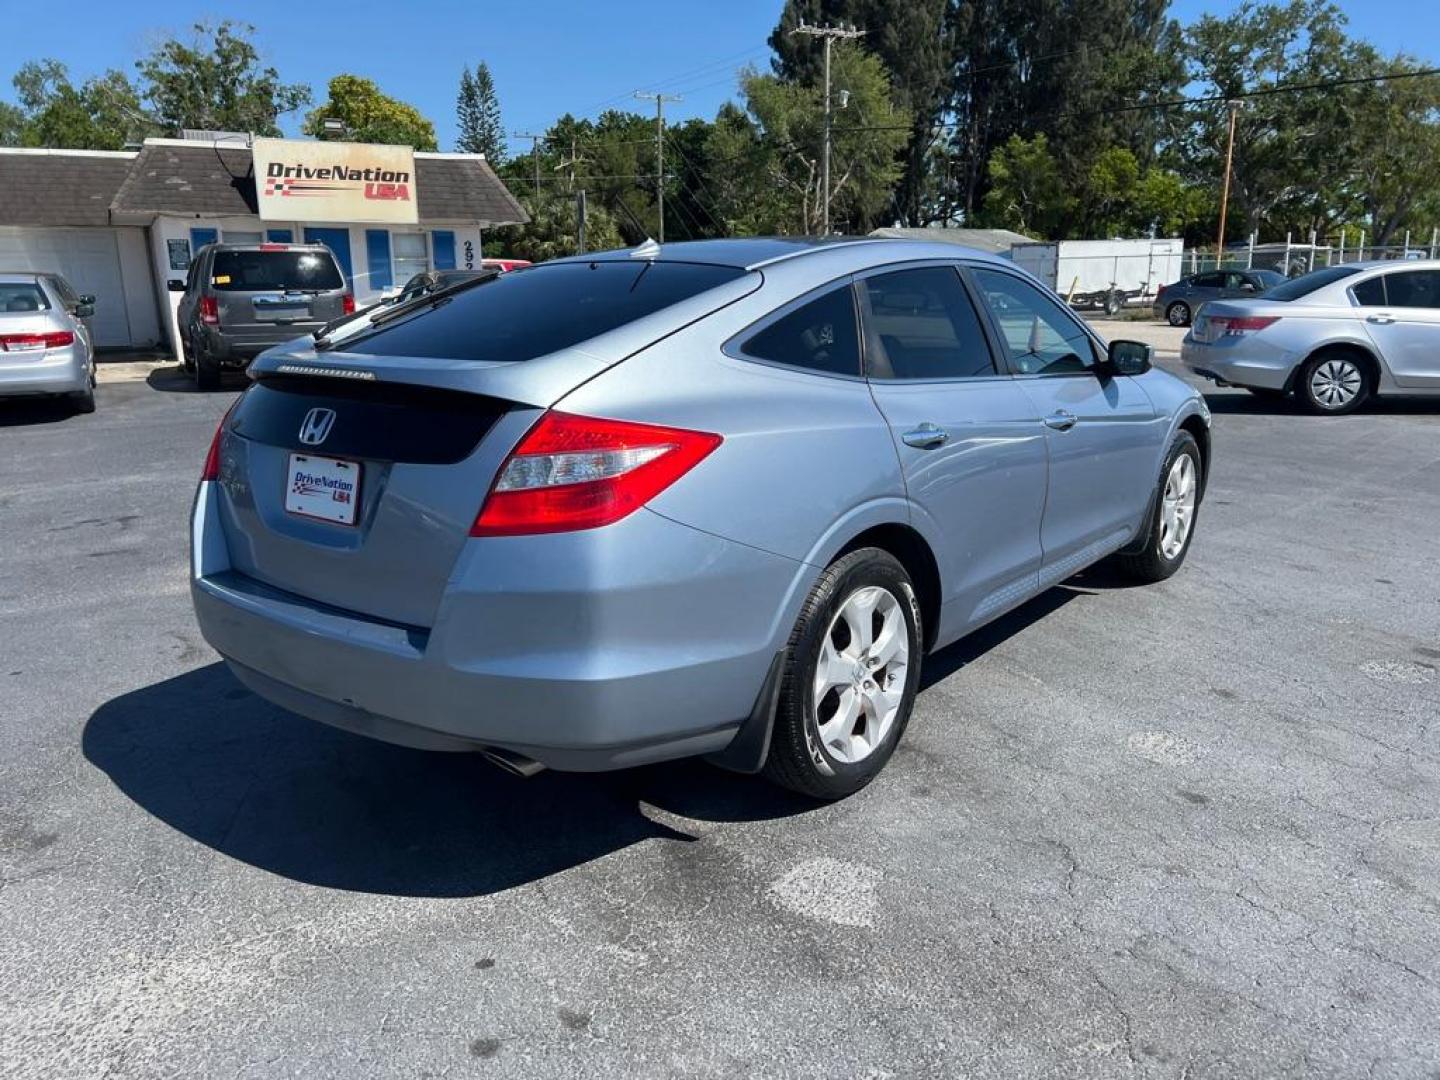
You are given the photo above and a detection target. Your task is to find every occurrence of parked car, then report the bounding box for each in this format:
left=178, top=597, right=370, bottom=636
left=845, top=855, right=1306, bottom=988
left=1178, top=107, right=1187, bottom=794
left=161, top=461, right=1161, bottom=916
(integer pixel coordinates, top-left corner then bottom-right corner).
left=1154, top=268, right=1286, bottom=327
left=173, top=242, right=353, bottom=390
left=1182, top=261, right=1440, bottom=414
left=191, top=238, right=1210, bottom=799
left=0, top=272, right=98, bottom=413
left=481, top=258, right=532, bottom=273
left=388, top=268, right=497, bottom=306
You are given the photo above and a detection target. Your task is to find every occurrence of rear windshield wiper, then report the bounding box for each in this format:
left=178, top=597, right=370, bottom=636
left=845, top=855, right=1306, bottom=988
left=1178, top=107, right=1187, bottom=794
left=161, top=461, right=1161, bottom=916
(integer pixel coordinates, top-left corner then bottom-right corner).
left=315, top=269, right=499, bottom=349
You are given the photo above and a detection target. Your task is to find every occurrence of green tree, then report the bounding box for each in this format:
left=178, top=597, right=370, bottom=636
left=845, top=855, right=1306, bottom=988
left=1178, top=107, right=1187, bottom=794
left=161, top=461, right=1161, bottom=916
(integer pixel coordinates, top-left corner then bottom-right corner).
left=769, top=0, right=952, bottom=226
left=456, top=63, right=505, bottom=161
left=485, top=191, right=623, bottom=261
left=304, top=75, right=437, bottom=150
left=1343, top=52, right=1440, bottom=246
left=946, top=0, right=1185, bottom=227
left=9, top=60, right=150, bottom=149
left=737, top=42, right=907, bottom=233
left=137, top=20, right=309, bottom=136
left=0, top=100, right=22, bottom=147
left=980, top=134, right=1073, bottom=236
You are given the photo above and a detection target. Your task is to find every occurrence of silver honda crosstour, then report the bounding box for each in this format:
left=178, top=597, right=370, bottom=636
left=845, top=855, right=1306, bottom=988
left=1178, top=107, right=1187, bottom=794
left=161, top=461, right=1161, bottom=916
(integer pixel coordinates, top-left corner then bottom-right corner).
left=1182, top=260, right=1440, bottom=414
left=191, top=238, right=1210, bottom=799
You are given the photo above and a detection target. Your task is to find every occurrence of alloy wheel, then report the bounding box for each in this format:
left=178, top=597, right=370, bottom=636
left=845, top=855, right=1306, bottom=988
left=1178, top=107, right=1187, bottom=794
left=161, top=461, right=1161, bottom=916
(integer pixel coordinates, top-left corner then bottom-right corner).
left=1159, top=453, right=1198, bottom=560
left=812, top=585, right=910, bottom=764
left=1309, top=358, right=1363, bottom=409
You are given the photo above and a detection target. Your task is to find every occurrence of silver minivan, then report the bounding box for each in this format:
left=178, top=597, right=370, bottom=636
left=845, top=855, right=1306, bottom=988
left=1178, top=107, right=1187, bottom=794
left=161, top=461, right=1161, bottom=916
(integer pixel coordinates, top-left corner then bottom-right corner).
left=173, top=243, right=353, bottom=390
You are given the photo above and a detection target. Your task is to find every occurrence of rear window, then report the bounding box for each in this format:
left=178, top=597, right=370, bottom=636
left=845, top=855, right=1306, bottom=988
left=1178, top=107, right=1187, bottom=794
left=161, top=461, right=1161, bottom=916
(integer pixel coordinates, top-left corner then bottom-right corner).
left=345, top=260, right=747, bottom=362
left=0, top=283, right=50, bottom=313
left=1264, top=265, right=1360, bottom=301
left=211, top=250, right=344, bottom=292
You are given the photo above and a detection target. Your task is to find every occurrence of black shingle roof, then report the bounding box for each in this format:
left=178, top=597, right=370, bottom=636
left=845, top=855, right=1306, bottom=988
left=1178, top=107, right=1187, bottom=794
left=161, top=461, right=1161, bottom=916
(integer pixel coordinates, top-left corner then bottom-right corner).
left=109, top=141, right=528, bottom=225
left=0, top=151, right=136, bottom=227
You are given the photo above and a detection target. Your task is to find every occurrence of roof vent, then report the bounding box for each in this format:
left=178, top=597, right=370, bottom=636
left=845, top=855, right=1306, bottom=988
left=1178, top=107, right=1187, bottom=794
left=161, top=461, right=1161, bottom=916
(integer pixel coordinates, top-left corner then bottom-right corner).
left=180, top=129, right=251, bottom=146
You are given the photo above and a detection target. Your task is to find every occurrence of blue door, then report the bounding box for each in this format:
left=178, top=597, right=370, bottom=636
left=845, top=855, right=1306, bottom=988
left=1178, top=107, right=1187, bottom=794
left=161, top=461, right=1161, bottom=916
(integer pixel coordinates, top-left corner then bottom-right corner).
left=190, top=227, right=218, bottom=253
left=302, top=227, right=354, bottom=288
left=266, top=229, right=293, bottom=244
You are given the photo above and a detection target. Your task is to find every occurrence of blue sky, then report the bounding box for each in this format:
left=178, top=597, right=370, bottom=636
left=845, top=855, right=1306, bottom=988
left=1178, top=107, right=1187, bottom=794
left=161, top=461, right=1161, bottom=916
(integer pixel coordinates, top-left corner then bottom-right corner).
left=0, top=0, right=1432, bottom=157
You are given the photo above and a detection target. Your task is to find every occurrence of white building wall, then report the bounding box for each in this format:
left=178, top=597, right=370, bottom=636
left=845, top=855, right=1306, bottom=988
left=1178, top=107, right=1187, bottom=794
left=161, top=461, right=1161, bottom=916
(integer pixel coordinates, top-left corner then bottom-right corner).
left=0, top=225, right=161, bottom=349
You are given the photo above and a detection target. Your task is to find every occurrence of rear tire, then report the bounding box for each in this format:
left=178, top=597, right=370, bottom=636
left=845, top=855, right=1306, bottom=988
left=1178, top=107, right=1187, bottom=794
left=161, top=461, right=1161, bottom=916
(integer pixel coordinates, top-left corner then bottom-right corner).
left=1166, top=301, right=1191, bottom=327
left=70, top=388, right=95, bottom=414
left=764, top=548, right=922, bottom=800
left=195, top=341, right=221, bottom=391
left=1115, top=431, right=1202, bottom=584
left=1103, top=290, right=1123, bottom=316
left=1297, top=350, right=1370, bottom=415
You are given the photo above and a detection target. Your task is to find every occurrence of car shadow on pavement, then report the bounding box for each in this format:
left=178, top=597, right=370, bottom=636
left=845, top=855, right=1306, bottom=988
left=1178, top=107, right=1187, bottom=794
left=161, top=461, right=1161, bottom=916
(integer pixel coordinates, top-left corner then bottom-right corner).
left=0, top=397, right=83, bottom=427
left=919, top=586, right=1078, bottom=691
left=82, top=662, right=817, bottom=898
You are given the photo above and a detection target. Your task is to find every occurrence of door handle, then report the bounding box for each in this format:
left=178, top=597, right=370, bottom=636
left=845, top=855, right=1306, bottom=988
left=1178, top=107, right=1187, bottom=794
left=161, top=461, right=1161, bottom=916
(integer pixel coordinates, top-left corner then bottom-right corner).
left=1366, top=314, right=1395, bottom=325
left=1043, top=410, right=1078, bottom=431
left=901, top=423, right=949, bottom=449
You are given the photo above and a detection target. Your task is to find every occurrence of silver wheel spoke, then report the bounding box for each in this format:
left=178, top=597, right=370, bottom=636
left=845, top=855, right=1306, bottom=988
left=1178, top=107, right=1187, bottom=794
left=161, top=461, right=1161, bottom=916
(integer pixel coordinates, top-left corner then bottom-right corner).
left=813, top=584, right=911, bottom=765
left=1158, top=453, right=1198, bottom=560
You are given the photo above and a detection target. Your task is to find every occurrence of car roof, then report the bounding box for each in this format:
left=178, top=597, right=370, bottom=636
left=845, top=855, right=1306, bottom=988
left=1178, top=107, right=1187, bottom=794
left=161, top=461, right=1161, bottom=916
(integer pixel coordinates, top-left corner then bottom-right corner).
left=0, top=271, right=47, bottom=281
left=204, top=242, right=333, bottom=252
left=552, top=236, right=1013, bottom=272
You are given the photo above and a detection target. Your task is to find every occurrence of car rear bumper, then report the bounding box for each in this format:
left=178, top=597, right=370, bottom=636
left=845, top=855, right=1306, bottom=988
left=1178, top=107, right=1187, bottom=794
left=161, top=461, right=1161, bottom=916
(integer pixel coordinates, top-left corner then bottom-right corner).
left=202, top=326, right=317, bottom=364
left=0, top=347, right=89, bottom=396
left=1181, top=335, right=1296, bottom=390
left=190, top=481, right=809, bottom=770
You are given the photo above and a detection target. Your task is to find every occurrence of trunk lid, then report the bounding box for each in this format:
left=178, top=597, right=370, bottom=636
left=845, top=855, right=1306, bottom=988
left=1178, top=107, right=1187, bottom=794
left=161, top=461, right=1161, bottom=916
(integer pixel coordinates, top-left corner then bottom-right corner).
left=216, top=373, right=525, bottom=628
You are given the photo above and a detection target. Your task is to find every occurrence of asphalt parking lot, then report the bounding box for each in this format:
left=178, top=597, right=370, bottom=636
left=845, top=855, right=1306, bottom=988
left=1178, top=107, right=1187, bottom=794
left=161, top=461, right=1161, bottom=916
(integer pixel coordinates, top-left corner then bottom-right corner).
left=1, top=349, right=1437, bottom=1079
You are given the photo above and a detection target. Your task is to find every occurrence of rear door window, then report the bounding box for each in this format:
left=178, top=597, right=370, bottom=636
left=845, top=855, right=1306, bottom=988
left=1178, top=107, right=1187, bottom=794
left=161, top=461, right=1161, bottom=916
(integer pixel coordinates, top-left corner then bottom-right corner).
left=211, top=251, right=344, bottom=292
left=1351, top=276, right=1386, bottom=306
left=740, top=284, right=860, bottom=377
left=1381, top=270, right=1440, bottom=309
left=350, top=260, right=749, bottom=363
left=1192, top=272, right=1225, bottom=289
left=860, top=266, right=996, bottom=379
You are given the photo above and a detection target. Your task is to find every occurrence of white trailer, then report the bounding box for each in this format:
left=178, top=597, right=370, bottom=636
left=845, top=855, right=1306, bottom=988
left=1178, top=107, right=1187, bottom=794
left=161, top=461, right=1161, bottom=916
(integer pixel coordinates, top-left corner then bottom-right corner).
left=1008, top=238, right=1184, bottom=313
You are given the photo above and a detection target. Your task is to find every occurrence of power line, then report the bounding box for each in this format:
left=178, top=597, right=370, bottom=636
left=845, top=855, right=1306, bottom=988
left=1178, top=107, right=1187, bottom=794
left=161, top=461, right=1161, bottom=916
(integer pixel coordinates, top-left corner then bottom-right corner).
left=789, top=22, right=866, bottom=235
left=634, top=90, right=682, bottom=242
left=829, top=65, right=1440, bottom=135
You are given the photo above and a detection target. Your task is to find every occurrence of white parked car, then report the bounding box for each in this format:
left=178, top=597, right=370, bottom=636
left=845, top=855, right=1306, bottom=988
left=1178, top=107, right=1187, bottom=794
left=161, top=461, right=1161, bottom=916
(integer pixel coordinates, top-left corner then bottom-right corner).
left=1182, top=261, right=1440, bottom=414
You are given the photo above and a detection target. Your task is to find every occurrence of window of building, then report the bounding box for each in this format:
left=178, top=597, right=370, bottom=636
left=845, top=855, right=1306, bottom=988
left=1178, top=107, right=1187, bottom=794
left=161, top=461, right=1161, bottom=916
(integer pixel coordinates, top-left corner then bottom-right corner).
left=392, top=233, right=429, bottom=282
left=223, top=231, right=263, bottom=246
left=740, top=284, right=860, bottom=377
left=860, top=266, right=996, bottom=379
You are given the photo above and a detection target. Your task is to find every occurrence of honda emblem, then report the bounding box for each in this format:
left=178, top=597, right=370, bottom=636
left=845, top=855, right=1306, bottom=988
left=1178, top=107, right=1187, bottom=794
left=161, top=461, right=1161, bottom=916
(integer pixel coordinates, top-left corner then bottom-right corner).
left=298, top=407, right=336, bottom=446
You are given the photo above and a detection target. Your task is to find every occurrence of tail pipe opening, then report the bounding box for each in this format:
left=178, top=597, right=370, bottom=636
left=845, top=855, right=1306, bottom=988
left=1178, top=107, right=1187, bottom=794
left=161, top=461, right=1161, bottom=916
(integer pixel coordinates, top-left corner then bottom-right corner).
left=480, top=746, right=546, bottom=779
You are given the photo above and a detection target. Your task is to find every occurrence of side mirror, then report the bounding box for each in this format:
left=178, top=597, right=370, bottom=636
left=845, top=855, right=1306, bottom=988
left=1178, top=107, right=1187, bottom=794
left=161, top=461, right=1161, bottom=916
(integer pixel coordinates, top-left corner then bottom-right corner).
left=167, top=279, right=187, bottom=292
left=1103, top=339, right=1153, bottom=377
left=79, top=293, right=96, bottom=305
left=74, top=303, right=95, bottom=318
left=1241, top=282, right=1257, bottom=292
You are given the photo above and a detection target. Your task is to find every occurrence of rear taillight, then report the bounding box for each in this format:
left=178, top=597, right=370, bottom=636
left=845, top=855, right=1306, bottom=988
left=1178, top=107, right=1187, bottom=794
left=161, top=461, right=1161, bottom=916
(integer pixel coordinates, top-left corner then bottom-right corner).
left=1213, top=315, right=1278, bottom=336
left=199, top=296, right=219, bottom=326
left=471, top=411, right=722, bottom=536
left=0, top=331, right=75, bottom=352
left=200, top=399, right=241, bottom=481
left=341, top=294, right=356, bottom=315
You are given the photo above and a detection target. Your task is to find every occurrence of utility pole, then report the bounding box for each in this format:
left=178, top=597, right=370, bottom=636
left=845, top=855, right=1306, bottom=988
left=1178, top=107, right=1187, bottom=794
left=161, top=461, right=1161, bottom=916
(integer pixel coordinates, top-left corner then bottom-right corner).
left=1215, top=100, right=1243, bottom=269
left=634, top=91, right=681, bottom=243
left=789, top=22, right=866, bottom=235
left=513, top=131, right=546, bottom=202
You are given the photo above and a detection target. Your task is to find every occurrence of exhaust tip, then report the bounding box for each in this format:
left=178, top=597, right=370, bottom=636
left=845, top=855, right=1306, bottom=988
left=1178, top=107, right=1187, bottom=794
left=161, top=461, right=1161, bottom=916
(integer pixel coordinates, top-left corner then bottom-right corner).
left=481, top=746, right=545, bottom=779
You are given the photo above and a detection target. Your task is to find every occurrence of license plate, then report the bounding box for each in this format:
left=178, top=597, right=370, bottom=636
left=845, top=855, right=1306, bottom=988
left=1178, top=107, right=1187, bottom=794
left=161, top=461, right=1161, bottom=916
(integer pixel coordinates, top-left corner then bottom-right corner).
left=285, top=453, right=361, bottom=525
